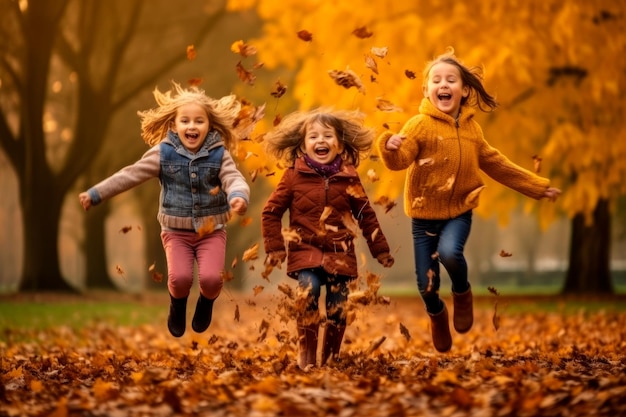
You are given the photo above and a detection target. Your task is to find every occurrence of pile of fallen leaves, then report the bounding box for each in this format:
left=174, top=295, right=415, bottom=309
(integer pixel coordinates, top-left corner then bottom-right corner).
left=1, top=291, right=625, bottom=417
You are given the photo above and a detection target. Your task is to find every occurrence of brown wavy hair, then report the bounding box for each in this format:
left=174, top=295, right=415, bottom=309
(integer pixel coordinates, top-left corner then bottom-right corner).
left=264, top=108, right=374, bottom=167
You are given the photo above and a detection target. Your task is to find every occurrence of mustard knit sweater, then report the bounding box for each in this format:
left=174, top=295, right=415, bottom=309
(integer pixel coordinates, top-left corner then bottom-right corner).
left=376, top=98, right=550, bottom=220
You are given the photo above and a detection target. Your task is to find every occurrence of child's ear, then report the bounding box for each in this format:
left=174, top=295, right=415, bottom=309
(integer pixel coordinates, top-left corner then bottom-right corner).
left=462, top=85, right=470, bottom=98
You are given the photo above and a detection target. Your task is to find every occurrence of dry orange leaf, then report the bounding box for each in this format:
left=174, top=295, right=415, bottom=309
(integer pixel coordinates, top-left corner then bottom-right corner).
left=376, top=98, right=403, bottom=112
left=352, top=26, right=373, bottom=38
left=296, top=30, right=313, bottom=42
left=242, top=243, right=260, bottom=262
left=346, top=184, right=366, bottom=198
left=236, top=61, right=256, bottom=86
left=198, top=217, right=216, bottom=237
left=119, top=226, right=132, bottom=234
left=365, top=55, right=378, bottom=75
left=373, top=195, right=397, bottom=213
left=499, top=249, right=513, bottom=257
left=186, top=45, right=197, bottom=60
left=371, top=46, right=388, bottom=58
left=253, top=285, right=264, bottom=296
left=230, top=40, right=257, bottom=57
left=328, top=68, right=365, bottom=94
left=405, top=69, right=416, bottom=79
left=367, top=169, right=379, bottom=182
left=270, top=80, right=287, bottom=98
left=532, top=154, right=542, bottom=173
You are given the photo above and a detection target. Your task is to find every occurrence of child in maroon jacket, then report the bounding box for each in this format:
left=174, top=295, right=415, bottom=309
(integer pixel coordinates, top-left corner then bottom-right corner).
left=261, top=108, right=394, bottom=369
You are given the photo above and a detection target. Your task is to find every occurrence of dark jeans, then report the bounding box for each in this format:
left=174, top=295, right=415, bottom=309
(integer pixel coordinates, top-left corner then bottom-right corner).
left=297, top=268, right=349, bottom=326
left=411, top=211, right=472, bottom=313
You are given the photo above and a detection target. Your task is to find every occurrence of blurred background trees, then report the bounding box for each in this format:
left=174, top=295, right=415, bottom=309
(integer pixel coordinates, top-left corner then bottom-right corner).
left=1, top=0, right=624, bottom=294
left=226, top=0, right=626, bottom=294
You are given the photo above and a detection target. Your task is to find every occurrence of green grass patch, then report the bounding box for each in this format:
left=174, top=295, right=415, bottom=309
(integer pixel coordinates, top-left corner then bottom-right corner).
left=0, top=301, right=164, bottom=333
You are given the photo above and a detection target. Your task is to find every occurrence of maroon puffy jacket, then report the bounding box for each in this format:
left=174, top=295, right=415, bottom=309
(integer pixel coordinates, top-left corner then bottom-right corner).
left=262, top=157, right=390, bottom=279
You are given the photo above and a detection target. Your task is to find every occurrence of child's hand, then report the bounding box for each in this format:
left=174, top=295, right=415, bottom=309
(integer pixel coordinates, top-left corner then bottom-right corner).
left=265, top=250, right=286, bottom=267
left=230, top=197, right=248, bottom=215
left=543, top=187, right=561, bottom=202
left=385, top=134, right=405, bottom=151
left=377, top=252, right=395, bottom=268
left=78, top=192, right=92, bottom=211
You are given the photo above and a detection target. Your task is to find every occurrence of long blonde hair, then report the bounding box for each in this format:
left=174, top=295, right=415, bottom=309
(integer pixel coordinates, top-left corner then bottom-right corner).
left=264, top=108, right=374, bottom=167
left=138, top=82, right=241, bottom=149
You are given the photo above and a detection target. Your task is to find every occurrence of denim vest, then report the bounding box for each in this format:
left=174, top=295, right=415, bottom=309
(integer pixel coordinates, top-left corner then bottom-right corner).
left=159, top=131, right=230, bottom=228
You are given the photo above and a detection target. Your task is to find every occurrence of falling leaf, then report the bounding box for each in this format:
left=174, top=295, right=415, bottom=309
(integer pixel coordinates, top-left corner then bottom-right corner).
left=221, top=270, right=234, bottom=282
left=296, top=30, right=313, bottom=42
left=115, top=265, right=126, bottom=280
left=437, top=176, right=455, bottom=192
left=399, top=323, right=411, bottom=341
left=240, top=217, right=253, bottom=227
left=270, top=80, right=287, bottom=98
left=234, top=304, right=240, bottom=322
left=230, top=40, right=257, bottom=57
left=376, top=98, right=403, bottom=112
left=328, top=68, right=366, bottom=93
left=346, top=184, right=366, bottom=198
left=233, top=101, right=266, bottom=141
left=119, top=226, right=133, bottom=234
left=532, top=154, right=543, bottom=173
left=188, top=77, right=203, bottom=87
left=198, top=218, right=216, bottom=237
left=487, top=286, right=500, bottom=296
left=186, top=45, right=197, bottom=60
left=405, top=69, right=416, bottom=79
left=367, top=169, right=379, bottom=182
left=236, top=61, right=256, bottom=86
left=364, top=336, right=386, bottom=355
left=148, top=263, right=163, bottom=283
left=373, top=195, right=396, bottom=213
left=365, top=55, right=378, bottom=75
left=492, top=301, right=500, bottom=331
left=371, top=46, right=388, bottom=58
left=499, top=249, right=513, bottom=257
left=412, top=196, right=424, bottom=208
left=253, top=285, right=264, bottom=296
left=352, top=26, right=373, bottom=38
left=282, top=228, right=302, bottom=243
left=242, top=243, right=260, bottom=262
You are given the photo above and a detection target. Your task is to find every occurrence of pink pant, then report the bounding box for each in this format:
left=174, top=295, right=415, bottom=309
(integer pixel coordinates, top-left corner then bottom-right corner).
left=161, top=229, right=226, bottom=299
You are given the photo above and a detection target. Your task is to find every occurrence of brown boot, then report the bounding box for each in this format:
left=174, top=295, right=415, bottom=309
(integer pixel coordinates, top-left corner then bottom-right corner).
left=429, top=303, right=452, bottom=352
left=296, top=321, right=319, bottom=369
left=321, top=323, right=346, bottom=365
left=452, top=286, right=473, bottom=333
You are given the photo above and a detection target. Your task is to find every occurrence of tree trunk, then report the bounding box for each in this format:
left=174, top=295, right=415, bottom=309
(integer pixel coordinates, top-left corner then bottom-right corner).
left=562, top=198, right=613, bottom=294
left=85, top=203, right=117, bottom=289
left=19, top=181, right=75, bottom=292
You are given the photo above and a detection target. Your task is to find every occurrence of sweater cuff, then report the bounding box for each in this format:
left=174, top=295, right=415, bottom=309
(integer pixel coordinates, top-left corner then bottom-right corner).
left=87, top=188, right=102, bottom=205
left=229, top=191, right=249, bottom=204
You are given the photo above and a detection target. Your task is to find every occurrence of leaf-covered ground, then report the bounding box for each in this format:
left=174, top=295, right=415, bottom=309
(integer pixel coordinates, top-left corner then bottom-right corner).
left=1, top=291, right=625, bottom=417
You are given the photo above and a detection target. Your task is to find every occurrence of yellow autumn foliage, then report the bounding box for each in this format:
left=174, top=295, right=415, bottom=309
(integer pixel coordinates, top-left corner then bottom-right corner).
left=228, top=0, right=626, bottom=228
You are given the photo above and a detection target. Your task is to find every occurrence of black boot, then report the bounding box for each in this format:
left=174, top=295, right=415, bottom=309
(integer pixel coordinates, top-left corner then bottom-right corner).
left=168, top=294, right=188, bottom=337
left=192, top=294, right=215, bottom=333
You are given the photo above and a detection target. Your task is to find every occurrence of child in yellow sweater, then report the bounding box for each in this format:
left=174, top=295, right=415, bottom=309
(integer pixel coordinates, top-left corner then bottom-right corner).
left=376, top=49, right=561, bottom=352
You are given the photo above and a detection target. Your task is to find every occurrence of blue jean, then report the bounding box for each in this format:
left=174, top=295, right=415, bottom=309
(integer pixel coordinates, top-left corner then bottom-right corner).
left=297, top=268, right=349, bottom=326
left=411, top=211, right=472, bottom=313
